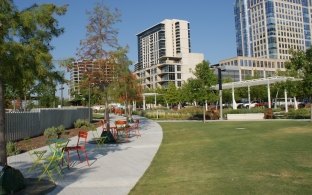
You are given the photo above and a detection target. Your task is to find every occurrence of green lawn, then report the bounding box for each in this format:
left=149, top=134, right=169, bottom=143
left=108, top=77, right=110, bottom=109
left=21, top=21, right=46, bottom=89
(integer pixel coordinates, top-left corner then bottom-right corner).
left=130, top=121, right=312, bottom=195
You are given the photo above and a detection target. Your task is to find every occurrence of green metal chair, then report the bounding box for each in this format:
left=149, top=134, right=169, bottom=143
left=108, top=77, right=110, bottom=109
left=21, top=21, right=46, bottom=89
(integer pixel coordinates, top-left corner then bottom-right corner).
left=27, top=150, right=47, bottom=173
left=91, top=128, right=106, bottom=148
left=38, top=139, right=69, bottom=182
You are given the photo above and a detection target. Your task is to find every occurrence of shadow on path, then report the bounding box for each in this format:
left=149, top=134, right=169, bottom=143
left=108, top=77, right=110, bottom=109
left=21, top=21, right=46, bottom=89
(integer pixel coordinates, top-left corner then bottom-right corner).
left=15, top=178, right=56, bottom=195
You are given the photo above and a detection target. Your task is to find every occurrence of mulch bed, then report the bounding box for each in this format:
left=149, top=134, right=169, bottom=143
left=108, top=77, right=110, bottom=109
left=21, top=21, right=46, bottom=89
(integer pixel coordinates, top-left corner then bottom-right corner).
left=15, top=121, right=102, bottom=153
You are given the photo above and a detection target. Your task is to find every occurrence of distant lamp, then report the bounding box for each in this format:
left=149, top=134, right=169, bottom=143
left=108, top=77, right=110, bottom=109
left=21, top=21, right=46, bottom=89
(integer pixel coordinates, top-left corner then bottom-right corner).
left=59, top=84, right=65, bottom=107
left=211, top=64, right=226, bottom=120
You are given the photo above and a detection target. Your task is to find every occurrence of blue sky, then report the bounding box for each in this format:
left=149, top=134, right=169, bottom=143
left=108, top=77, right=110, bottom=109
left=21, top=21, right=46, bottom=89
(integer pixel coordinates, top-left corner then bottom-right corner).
left=15, top=0, right=237, bottom=98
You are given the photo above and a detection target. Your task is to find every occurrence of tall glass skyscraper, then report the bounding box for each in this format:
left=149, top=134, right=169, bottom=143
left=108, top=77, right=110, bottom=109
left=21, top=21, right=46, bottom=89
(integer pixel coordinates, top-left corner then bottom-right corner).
left=235, top=0, right=312, bottom=60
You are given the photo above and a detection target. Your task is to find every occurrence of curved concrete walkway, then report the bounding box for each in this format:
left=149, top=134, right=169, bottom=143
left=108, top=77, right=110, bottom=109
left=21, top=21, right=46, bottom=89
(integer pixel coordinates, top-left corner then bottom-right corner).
left=8, top=115, right=163, bottom=195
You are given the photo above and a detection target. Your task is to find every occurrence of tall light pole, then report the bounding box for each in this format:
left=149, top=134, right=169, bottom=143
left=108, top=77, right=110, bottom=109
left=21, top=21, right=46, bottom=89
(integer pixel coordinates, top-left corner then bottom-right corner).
left=60, top=84, right=64, bottom=108
left=88, top=82, right=91, bottom=122
left=85, top=67, right=93, bottom=123
left=212, top=64, right=226, bottom=120
left=218, top=68, right=223, bottom=120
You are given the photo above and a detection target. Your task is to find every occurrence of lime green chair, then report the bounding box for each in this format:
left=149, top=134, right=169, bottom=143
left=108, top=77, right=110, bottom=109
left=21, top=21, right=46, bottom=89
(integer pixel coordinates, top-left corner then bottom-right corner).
left=91, top=128, right=106, bottom=148
left=28, top=150, right=47, bottom=173
left=39, top=139, right=68, bottom=182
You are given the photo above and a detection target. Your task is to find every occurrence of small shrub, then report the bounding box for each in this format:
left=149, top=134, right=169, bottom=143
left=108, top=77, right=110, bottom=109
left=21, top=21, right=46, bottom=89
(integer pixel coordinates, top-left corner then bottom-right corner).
left=286, top=108, right=310, bottom=119
left=7, top=141, right=20, bottom=156
left=87, top=123, right=96, bottom=131
left=143, top=108, right=200, bottom=120
left=74, top=119, right=90, bottom=128
left=132, top=110, right=142, bottom=116
left=44, top=127, right=58, bottom=139
left=74, top=119, right=94, bottom=131
left=56, top=125, right=65, bottom=135
left=44, top=125, right=66, bottom=139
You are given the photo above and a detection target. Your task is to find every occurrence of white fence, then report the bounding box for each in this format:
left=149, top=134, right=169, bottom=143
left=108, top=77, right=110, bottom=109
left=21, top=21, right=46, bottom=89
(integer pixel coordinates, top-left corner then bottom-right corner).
left=5, top=108, right=91, bottom=141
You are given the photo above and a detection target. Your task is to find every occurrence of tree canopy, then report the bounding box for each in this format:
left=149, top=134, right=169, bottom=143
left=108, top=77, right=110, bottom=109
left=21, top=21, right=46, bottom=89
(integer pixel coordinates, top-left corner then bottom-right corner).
left=0, top=0, right=67, bottom=165
left=285, top=49, right=312, bottom=100
left=77, top=2, right=121, bottom=60
left=74, top=2, right=140, bottom=122
left=184, top=60, right=217, bottom=105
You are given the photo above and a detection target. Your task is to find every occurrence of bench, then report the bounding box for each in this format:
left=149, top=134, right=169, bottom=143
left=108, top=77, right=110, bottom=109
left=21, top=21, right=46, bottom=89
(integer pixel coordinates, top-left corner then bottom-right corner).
left=227, top=113, right=264, bottom=120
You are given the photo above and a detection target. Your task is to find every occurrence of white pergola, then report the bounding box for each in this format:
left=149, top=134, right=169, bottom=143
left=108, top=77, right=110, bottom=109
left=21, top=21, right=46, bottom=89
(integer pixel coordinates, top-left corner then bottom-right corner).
left=212, top=76, right=302, bottom=112
left=142, top=93, right=159, bottom=110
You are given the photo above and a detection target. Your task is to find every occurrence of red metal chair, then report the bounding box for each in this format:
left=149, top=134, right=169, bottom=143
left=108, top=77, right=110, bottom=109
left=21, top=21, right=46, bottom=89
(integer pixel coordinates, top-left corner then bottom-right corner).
left=64, top=131, right=90, bottom=167
left=129, top=119, right=141, bottom=137
left=114, top=120, right=130, bottom=141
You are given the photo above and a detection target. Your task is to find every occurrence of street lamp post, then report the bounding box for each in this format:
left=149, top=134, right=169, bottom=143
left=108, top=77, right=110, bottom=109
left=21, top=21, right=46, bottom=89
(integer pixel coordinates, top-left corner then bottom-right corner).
left=59, top=84, right=64, bottom=108
left=212, top=64, right=226, bottom=120
left=85, top=67, right=93, bottom=122
left=88, top=82, right=91, bottom=122
left=218, top=68, right=223, bottom=120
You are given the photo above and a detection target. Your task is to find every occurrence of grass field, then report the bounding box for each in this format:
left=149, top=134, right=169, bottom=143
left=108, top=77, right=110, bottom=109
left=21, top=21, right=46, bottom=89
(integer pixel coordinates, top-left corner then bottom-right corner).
left=130, top=121, right=312, bottom=195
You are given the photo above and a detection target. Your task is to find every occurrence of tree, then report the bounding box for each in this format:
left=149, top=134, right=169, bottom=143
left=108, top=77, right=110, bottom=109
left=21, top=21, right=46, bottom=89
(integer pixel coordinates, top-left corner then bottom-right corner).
left=0, top=1, right=67, bottom=165
left=183, top=61, right=217, bottom=108
left=143, top=88, right=157, bottom=107
left=77, top=2, right=121, bottom=59
left=182, top=78, right=203, bottom=106
left=35, top=81, right=57, bottom=108
left=163, top=82, right=181, bottom=109
left=76, top=2, right=126, bottom=129
left=111, top=66, right=142, bottom=120
left=154, top=87, right=166, bottom=106
left=286, top=49, right=312, bottom=100
left=221, top=77, right=233, bottom=104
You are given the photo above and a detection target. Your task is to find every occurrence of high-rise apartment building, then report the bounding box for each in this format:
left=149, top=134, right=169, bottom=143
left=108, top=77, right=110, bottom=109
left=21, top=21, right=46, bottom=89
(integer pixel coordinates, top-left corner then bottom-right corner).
left=69, top=59, right=115, bottom=97
left=69, top=60, right=93, bottom=96
left=134, top=19, right=204, bottom=89
left=235, top=0, right=312, bottom=60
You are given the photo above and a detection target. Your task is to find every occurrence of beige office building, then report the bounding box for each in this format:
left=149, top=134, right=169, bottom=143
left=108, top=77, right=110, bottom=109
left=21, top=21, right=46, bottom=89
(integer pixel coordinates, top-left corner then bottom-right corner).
left=134, top=19, right=204, bottom=89
left=219, top=56, right=286, bottom=82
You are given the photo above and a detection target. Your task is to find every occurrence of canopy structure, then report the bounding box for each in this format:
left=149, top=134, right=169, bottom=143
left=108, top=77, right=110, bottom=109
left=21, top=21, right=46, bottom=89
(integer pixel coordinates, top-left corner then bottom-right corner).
left=212, top=76, right=301, bottom=90
left=142, top=93, right=160, bottom=110
left=212, top=76, right=302, bottom=112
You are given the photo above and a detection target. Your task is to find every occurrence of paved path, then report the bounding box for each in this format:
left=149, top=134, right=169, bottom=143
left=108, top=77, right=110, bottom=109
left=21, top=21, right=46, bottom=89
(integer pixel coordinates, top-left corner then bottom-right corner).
left=8, top=115, right=163, bottom=195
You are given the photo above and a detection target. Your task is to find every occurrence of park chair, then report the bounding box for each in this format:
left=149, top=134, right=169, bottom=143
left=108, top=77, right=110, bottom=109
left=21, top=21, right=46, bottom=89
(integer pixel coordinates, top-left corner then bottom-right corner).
left=38, top=140, right=68, bottom=182
left=28, top=150, right=47, bottom=174
left=129, top=119, right=141, bottom=137
left=114, top=120, right=130, bottom=141
left=90, top=125, right=106, bottom=148
left=64, top=131, right=90, bottom=168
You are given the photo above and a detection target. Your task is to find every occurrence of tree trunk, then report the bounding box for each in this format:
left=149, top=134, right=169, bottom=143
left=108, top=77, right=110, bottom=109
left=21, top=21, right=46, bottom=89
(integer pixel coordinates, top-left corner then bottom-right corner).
left=104, top=94, right=110, bottom=130
left=128, top=103, right=133, bottom=121
left=310, top=104, right=312, bottom=122
left=125, top=100, right=129, bottom=122
left=203, top=104, right=206, bottom=123
left=24, top=93, right=27, bottom=111
left=0, top=79, right=7, bottom=165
